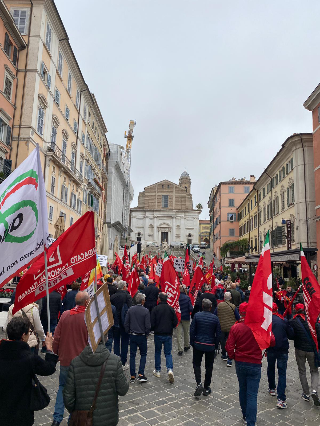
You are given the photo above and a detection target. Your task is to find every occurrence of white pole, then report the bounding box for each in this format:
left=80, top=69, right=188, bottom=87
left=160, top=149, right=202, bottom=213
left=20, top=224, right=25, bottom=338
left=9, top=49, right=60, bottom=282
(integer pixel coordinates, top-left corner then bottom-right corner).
left=93, top=266, right=105, bottom=344
left=44, top=249, right=50, bottom=332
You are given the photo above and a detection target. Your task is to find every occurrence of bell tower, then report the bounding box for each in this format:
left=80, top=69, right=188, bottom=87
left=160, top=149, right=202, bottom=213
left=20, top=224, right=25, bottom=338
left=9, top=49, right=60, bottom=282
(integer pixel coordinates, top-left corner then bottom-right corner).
left=179, top=171, right=191, bottom=194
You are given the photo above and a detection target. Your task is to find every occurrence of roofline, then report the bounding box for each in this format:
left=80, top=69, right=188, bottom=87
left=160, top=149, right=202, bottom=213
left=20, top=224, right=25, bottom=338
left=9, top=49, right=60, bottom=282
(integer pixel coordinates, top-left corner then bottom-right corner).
left=304, top=82, right=320, bottom=111
left=0, top=0, right=26, bottom=48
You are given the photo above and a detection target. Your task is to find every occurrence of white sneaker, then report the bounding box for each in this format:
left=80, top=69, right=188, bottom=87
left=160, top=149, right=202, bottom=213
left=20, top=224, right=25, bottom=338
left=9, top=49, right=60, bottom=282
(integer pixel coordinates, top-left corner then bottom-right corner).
left=153, top=370, right=160, bottom=378
left=123, top=363, right=129, bottom=370
left=168, top=369, right=174, bottom=383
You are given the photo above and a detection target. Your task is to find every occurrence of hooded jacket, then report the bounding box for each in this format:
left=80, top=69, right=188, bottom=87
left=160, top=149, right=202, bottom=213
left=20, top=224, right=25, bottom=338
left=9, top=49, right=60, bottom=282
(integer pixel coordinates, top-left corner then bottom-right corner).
left=63, top=344, right=129, bottom=426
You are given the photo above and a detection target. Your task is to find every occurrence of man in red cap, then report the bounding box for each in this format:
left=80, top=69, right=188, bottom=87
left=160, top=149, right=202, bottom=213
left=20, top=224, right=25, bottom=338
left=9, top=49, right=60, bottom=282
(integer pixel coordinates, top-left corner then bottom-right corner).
left=226, top=302, right=275, bottom=425
left=289, top=303, right=320, bottom=405
left=266, top=303, right=294, bottom=409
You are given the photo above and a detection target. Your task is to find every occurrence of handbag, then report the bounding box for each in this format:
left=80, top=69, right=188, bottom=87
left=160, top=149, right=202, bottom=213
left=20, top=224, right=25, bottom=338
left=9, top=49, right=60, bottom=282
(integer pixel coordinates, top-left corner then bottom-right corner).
left=70, top=359, right=108, bottom=426
left=30, top=374, right=50, bottom=411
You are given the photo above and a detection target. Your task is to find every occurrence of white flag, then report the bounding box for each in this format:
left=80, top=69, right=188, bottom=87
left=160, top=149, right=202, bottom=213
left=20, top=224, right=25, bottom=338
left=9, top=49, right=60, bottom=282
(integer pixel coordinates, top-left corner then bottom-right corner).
left=0, top=145, right=49, bottom=287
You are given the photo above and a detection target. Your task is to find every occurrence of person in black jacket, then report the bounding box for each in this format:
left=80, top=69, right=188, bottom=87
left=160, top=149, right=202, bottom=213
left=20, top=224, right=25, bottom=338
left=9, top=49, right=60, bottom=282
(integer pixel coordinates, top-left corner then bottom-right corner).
left=110, top=281, right=133, bottom=366
left=0, top=316, right=58, bottom=426
left=199, top=285, right=217, bottom=313
left=61, top=281, right=80, bottom=313
left=151, top=292, right=178, bottom=383
left=177, top=285, right=193, bottom=355
left=190, top=298, right=221, bottom=397
left=289, top=303, right=320, bottom=405
left=144, top=279, right=159, bottom=313
left=266, top=303, right=294, bottom=409
left=107, top=277, right=117, bottom=297
left=40, top=290, right=62, bottom=334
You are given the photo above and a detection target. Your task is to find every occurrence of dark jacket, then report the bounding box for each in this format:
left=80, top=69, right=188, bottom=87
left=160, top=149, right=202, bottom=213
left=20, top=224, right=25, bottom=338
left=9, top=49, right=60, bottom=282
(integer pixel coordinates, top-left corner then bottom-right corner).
left=267, top=314, right=294, bottom=354
left=40, top=290, right=62, bottom=323
left=124, top=304, right=151, bottom=335
left=179, top=293, right=193, bottom=321
left=230, top=289, right=241, bottom=307
left=190, top=311, right=221, bottom=352
left=63, top=344, right=129, bottom=426
left=144, top=283, right=159, bottom=310
left=151, top=302, right=178, bottom=335
left=289, top=315, right=315, bottom=352
left=199, top=291, right=217, bottom=313
left=108, top=284, right=117, bottom=297
left=0, top=340, right=58, bottom=426
left=110, top=290, right=132, bottom=326
left=108, top=305, right=119, bottom=339
left=61, top=289, right=78, bottom=313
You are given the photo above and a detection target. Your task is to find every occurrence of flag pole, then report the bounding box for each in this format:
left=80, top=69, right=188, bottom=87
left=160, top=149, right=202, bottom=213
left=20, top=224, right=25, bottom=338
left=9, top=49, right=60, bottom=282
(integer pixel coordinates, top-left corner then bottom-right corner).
left=44, top=249, right=50, bottom=332
left=93, top=265, right=105, bottom=344
left=283, top=285, right=302, bottom=318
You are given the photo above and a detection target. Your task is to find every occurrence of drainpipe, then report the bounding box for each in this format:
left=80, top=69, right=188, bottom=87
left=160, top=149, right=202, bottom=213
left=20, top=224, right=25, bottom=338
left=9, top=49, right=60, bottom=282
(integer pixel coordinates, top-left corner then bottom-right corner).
left=300, top=136, right=309, bottom=247
left=14, top=0, right=33, bottom=169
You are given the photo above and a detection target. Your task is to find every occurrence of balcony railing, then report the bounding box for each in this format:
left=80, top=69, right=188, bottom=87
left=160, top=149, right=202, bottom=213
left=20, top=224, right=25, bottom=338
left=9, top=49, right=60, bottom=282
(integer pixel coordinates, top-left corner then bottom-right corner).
left=88, top=177, right=101, bottom=195
left=46, top=143, right=83, bottom=183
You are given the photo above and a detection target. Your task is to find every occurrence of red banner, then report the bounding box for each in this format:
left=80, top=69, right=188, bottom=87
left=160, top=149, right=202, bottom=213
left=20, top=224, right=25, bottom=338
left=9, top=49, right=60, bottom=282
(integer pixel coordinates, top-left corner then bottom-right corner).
left=189, top=266, right=206, bottom=307
left=13, top=212, right=96, bottom=314
left=128, top=268, right=140, bottom=297
left=160, top=258, right=181, bottom=323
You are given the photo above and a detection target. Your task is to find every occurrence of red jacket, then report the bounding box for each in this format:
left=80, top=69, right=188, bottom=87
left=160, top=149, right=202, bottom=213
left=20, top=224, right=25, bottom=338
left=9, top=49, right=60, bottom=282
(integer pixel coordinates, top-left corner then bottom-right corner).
left=226, top=321, right=275, bottom=364
left=52, top=310, right=88, bottom=366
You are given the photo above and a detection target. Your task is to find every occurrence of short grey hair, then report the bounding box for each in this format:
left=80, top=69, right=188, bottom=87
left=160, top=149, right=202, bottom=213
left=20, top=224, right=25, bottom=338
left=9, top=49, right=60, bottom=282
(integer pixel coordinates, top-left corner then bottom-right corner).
left=202, top=298, right=212, bottom=311
left=224, top=291, right=232, bottom=301
left=117, top=280, right=127, bottom=290
left=135, top=293, right=145, bottom=304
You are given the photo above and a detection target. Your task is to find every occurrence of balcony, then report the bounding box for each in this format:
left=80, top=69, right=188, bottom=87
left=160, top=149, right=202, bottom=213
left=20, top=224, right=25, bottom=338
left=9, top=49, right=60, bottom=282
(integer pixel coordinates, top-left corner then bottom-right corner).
left=46, top=142, right=83, bottom=185
left=88, top=177, right=101, bottom=196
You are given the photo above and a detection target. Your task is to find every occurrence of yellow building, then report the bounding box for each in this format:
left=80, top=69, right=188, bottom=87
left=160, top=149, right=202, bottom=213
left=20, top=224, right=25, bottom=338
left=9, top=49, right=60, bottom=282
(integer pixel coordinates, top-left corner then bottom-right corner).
left=238, top=189, right=259, bottom=254
left=199, top=220, right=211, bottom=244
left=5, top=0, right=109, bottom=253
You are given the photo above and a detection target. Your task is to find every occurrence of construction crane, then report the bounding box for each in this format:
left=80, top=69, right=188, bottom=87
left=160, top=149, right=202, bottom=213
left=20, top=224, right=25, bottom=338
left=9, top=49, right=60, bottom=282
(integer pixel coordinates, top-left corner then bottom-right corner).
left=124, top=120, right=136, bottom=164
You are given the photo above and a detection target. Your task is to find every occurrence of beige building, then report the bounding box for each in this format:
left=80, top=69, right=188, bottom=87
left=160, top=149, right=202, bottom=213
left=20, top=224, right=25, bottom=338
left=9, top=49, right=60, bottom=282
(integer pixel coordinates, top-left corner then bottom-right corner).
left=199, top=220, right=210, bottom=244
left=5, top=0, right=109, bottom=253
left=130, top=172, right=200, bottom=245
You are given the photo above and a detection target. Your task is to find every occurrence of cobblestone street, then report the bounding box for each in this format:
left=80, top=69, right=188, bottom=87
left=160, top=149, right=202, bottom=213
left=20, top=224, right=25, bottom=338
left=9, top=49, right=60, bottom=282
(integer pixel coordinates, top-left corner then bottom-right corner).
left=34, top=331, right=320, bottom=426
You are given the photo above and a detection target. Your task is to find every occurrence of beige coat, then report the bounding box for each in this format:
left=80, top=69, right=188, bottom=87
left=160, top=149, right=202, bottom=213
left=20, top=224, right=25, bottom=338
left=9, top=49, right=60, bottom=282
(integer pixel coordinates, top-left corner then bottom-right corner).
left=6, top=303, right=45, bottom=347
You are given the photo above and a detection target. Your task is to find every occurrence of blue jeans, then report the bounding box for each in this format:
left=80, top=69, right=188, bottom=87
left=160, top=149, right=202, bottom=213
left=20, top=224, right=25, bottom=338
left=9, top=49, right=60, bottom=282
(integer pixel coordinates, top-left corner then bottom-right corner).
left=236, top=361, right=261, bottom=426
left=113, top=325, right=130, bottom=365
left=154, top=335, right=173, bottom=371
left=53, top=365, right=69, bottom=423
left=267, top=351, right=288, bottom=401
left=105, top=337, right=113, bottom=352
left=130, top=335, right=147, bottom=377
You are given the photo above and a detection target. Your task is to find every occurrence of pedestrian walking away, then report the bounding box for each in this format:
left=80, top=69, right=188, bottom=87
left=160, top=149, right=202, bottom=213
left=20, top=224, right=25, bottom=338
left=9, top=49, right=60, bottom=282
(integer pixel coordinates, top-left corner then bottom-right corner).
left=124, top=293, right=151, bottom=383
left=190, top=298, right=221, bottom=397
left=177, top=285, right=193, bottom=355
left=151, top=292, right=178, bottom=383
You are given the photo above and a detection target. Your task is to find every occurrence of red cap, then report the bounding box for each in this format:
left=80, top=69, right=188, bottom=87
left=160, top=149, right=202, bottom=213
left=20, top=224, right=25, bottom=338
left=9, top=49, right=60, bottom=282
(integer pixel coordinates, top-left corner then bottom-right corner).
left=295, top=303, right=304, bottom=312
left=272, top=303, right=278, bottom=313
left=239, top=302, right=248, bottom=314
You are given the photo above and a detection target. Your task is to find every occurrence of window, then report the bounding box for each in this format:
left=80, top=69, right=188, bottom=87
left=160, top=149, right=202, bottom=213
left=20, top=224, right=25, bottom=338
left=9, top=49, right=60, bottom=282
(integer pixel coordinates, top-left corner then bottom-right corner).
left=254, top=214, right=257, bottom=228
left=12, top=9, right=28, bottom=34
left=227, top=213, right=236, bottom=221
left=259, top=192, right=261, bottom=202
left=71, top=150, right=75, bottom=171
left=254, top=195, right=257, bottom=206
left=62, top=139, right=67, bottom=164
left=40, top=62, right=51, bottom=89
left=279, top=169, right=283, bottom=182
left=59, top=211, right=66, bottom=222
left=83, top=188, right=87, bottom=204
left=81, top=132, right=85, bottom=145
left=275, top=175, right=278, bottom=186
left=263, top=206, right=266, bottom=222
left=228, top=199, right=234, bottom=207
left=229, top=186, right=234, bottom=193
left=287, top=183, right=295, bottom=206
left=37, top=107, right=44, bottom=135
left=244, top=186, right=250, bottom=193
left=49, top=205, right=53, bottom=221
left=0, top=118, right=11, bottom=145
left=250, top=200, right=253, bottom=210
left=80, top=160, right=83, bottom=175
left=162, top=195, right=168, bottom=208
left=70, top=192, right=76, bottom=209
left=4, top=33, right=11, bottom=57
left=12, top=47, right=17, bottom=66
left=281, top=192, right=285, bottom=211
left=51, top=126, right=57, bottom=148
left=3, top=74, right=13, bottom=101
left=73, top=120, right=77, bottom=134
left=65, top=106, right=69, bottom=121
left=70, top=217, right=74, bottom=226
left=77, top=199, right=82, bottom=214
left=50, top=176, right=55, bottom=195
left=229, top=228, right=235, bottom=237
left=76, top=90, right=80, bottom=109
left=55, top=88, right=60, bottom=106
left=45, top=22, right=52, bottom=51
left=58, top=51, right=63, bottom=75
left=83, top=104, right=87, bottom=121
left=67, top=72, right=72, bottom=94
left=275, top=196, right=279, bottom=215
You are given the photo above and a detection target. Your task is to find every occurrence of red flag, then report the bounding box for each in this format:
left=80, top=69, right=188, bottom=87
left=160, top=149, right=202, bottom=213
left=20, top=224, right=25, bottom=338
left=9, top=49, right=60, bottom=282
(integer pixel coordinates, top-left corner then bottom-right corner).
left=128, top=268, right=140, bottom=297
left=160, top=257, right=181, bottom=323
left=55, top=283, right=67, bottom=300
left=245, top=232, right=273, bottom=350
left=301, top=245, right=320, bottom=351
left=182, top=265, right=190, bottom=287
left=199, top=256, right=204, bottom=267
left=149, top=256, right=157, bottom=279
left=131, top=253, right=138, bottom=268
left=13, top=211, right=96, bottom=314
left=189, top=265, right=206, bottom=307
left=140, top=256, right=146, bottom=271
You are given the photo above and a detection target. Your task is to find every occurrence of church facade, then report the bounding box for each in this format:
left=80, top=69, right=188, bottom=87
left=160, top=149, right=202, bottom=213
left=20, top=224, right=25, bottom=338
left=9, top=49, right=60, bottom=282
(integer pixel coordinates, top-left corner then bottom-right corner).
left=130, top=172, right=200, bottom=246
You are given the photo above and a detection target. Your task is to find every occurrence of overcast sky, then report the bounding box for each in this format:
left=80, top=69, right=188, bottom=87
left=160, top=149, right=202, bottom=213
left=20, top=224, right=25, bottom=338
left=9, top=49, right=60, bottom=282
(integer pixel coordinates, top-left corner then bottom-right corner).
left=56, top=0, right=320, bottom=219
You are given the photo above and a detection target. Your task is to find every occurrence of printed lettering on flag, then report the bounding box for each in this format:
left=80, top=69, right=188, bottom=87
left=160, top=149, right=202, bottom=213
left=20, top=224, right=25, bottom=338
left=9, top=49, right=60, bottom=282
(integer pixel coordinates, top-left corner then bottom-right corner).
left=160, top=257, right=181, bottom=323
left=174, top=258, right=184, bottom=273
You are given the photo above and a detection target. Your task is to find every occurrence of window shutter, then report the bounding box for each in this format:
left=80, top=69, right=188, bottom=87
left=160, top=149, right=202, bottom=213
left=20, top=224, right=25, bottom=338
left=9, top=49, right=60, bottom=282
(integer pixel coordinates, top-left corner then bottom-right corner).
left=47, top=74, right=51, bottom=89
left=291, top=184, right=294, bottom=203
left=12, top=47, right=17, bottom=66
left=61, top=185, right=64, bottom=200
left=5, top=126, right=11, bottom=146
left=4, top=33, right=9, bottom=55
left=40, top=62, right=44, bottom=78
left=287, top=187, right=290, bottom=206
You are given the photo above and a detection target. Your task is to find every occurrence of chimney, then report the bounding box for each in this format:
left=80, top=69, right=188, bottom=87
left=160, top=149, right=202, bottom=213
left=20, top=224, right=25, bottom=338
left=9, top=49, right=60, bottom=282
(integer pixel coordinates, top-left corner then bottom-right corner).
left=250, top=175, right=256, bottom=183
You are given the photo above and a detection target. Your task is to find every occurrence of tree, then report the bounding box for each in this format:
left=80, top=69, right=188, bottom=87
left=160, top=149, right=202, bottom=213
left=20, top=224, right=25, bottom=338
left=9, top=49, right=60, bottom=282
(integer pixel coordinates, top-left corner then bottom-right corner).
left=196, top=203, right=203, bottom=211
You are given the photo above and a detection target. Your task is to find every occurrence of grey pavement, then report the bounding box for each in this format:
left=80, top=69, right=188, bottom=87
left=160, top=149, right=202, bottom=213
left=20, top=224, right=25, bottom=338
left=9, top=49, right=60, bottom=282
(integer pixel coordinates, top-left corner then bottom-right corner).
left=32, top=331, right=320, bottom=426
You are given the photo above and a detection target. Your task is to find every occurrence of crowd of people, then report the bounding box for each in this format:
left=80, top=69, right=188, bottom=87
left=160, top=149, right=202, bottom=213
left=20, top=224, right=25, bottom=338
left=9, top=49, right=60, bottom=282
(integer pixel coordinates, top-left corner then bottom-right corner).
left=0, top=265, right=320, bottom=426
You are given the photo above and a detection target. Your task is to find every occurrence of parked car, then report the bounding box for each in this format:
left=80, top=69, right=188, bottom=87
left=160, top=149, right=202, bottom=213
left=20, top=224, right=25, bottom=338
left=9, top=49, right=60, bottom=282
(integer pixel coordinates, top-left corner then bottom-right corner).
left=192, top=244, right=200, bottom=253
left=170, top=241, right=181, bottom=248
left=200, top=242, right=208, bottom=249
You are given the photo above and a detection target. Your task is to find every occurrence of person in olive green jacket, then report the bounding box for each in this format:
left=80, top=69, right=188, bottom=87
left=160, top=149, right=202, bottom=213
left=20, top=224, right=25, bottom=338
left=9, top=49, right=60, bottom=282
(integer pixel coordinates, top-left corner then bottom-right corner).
left=63, top=342, right=129, bottom=426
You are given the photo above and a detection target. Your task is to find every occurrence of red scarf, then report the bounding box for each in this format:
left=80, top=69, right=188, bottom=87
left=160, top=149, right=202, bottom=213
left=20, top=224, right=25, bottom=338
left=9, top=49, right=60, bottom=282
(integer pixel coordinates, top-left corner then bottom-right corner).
left=70, top=305, right=86, bottom=316
left=293, top=313, right=306, bottom=321
left=273, top=312, right=284, bottom=320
